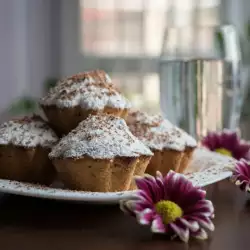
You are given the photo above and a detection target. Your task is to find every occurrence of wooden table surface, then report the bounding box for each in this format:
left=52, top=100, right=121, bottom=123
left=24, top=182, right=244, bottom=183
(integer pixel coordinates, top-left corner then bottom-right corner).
left=0, top=180, right=249, bottom=250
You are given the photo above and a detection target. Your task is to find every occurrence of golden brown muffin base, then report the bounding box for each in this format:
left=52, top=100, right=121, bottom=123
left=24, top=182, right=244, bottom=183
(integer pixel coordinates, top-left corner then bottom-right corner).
left=146, top=149, right=183, bottom=176
left=178, top=147, right=195, bottom=173
left=146, top=147, right=196, bottom=176
left=0, top=145, right=55, bottom=185
left=129, top=156, right=152, bottom=190
left=53, top=155, right=151, bottom=192
left=41, top=105, right=129, bottom=136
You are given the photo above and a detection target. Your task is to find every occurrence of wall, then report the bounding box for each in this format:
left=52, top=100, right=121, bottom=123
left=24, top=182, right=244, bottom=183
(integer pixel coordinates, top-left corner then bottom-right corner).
left=0, top=0, right=61, bottom=121
left=0, top=0, right=27, bottom=118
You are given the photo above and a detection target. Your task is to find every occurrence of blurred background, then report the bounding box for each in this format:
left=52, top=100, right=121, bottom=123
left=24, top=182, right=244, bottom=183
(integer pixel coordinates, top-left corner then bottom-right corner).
left=1, top=0, right=250, bottom=138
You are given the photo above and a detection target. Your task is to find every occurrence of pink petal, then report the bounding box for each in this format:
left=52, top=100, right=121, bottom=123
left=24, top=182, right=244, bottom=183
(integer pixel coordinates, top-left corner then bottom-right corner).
left=144, top=173, right=157, bottom=184
left=163, top=171, right=206, bottom=208
left=246, top=184, right=250, bottom=192
left=179, top=218, right=199, bottom=232
left=145, top=180, right=162, bottom=202
left=151, top=215, right=166, bottom=234
left=187, top=216, right=214, bottom=231
left=178, top=186, right=206, bottom=209
left=169, top=222, right=190, bottom=243
left=135, top=200, right=153, bottom=212
left=235, top=159, right=248, bottom=171
left=221, top=130, right=238, bottom=150
left=156, top=171, right=163, bottom=179
left=135, top=177, right=151, bottom=193
left=155, top=176, right=165, bottom=199
left=120, top=200, right=136, bottom=216
left=136, top=190, right=153, bottom=204
left=202, top=132, right=220, bottom=150
left=238, top=143, right=250, bottom=154
left=198, top=217, right=214, bottom=231
left=137, top=208, right=155, bottom=225
left=233, top=143, right=250, bottom=160
left=163, top=171, right=188, bottom=201
left=245, top=151, right=250, bottom=160
left=186, top=200, right=214, bottom=217
left=201, top=133, right=213, bottom=149
left=191, top=228, right=208, bottom=240
left=124, top=200, right=137, bottom=211
left=232, top=160, right=250, bottom=192
left=223, top=130, right=238, bottom=146
left=135, top=175, right=162, bottom=202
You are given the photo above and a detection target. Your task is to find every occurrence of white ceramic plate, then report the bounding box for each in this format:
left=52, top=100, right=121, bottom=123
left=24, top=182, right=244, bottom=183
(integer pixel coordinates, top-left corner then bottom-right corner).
left=0, top=148, right=236, bottom=204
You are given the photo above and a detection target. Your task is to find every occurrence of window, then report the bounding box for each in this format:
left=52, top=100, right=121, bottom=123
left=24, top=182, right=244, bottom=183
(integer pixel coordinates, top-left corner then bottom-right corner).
left=80, top=0, right=167, bottom=57
left=78, top=0, right=221, bottom=113
left=111, top=73, right=160, bottom=113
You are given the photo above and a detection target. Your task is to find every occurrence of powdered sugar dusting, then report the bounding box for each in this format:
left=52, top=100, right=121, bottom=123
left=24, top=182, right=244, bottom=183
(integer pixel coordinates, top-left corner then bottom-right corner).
left=186, top=147, right=236, bottom=174
left=0, top=116, right=58, bottom=148
left=185, top=147, right=236, bottom=187
left=127, top=111, right=197, bottom=151
left=49, top=114, right=153, bottom=159
left=40, top=70, right=131, bottom=110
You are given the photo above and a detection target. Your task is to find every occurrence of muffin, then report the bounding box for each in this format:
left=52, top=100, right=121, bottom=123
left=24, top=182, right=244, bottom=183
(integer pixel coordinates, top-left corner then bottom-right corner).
left=126, top=111, right=197, bottom=176
left=49, top=114, right=153, bottom=192
left=40, top=70, right=131, bottom=135
left=0, top=115, right=58, bottom=184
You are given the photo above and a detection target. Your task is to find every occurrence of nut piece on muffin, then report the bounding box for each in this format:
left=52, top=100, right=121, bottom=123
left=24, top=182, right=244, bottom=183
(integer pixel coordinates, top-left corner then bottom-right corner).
left=40, top=70, right=131, bottom=135
left=126, top=111, right=197, bottom=176
left=0, top=115, right=58, bottom=184
left=49, top=114, right=153, bottom=192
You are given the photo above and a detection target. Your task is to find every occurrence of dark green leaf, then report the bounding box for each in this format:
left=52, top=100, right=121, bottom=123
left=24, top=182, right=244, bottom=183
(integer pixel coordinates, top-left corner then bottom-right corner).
left=9, top=97, right=37, bottom=115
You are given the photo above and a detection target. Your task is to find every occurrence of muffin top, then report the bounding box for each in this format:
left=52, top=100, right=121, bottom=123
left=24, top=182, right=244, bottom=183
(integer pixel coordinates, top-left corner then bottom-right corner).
left=40, top=70, right=131, bottom=110
left=126, top=111, right=197, bottom=151
left=0, top=115, right=58, bottom=148
left=49, top=114, right=153, bottom=160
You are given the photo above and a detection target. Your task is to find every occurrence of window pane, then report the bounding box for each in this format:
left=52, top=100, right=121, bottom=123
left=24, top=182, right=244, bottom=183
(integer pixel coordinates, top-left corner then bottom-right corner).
left=119, top=0, right=143, bottom=11
left=80, top=0, right=220, bottom=56
left=174, top=10, right=194, bottom=26
left=144, top=12, right=166, bottom=55
left=146, top=0, right=169, bottom=10
left=179, top=27, right=195, bottom=55
left=143, top=74, right=160, bottom=113
left=118, top=11, right=143, bottom=55
left=175, top=0, right=195, bottom=10
left=198, top=7, right=220, bottom=26
left=110, top=73, right=160, bottom=113
left=196, top=27, right=216, bottom=56
left=198, top=0, right=220, bottom=8
left=82, top=0, right=115, bottom=10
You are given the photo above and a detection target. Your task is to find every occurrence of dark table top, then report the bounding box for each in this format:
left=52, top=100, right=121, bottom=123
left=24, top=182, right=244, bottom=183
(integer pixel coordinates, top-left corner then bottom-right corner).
left=0, top=180, right=249, bottom=250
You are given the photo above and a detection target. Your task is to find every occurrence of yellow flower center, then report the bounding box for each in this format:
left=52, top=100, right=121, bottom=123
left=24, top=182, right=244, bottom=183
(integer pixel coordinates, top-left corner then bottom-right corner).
left=215, top=148, right=232, bottom=157
left=155, top=200, right=183, bottom=225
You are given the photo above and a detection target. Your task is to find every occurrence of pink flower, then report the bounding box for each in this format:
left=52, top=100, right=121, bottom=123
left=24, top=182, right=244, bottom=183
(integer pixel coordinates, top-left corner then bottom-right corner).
left=231, top=159, right=250, bottom=192
left=120, top=171, right=214, bottom=242
left=201, top=130, right=250, bottom=160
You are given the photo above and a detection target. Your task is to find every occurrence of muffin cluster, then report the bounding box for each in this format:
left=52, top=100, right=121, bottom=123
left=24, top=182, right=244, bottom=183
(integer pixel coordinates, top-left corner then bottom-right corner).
left=126, top=111, right=197, bottom=175
left=40, top=70, right=130, bottom=135
left=0, top=70, right=197, bottom=191
left=0, top=115, right=58, bottom=184
left=50, top=114, right=152, bottom=191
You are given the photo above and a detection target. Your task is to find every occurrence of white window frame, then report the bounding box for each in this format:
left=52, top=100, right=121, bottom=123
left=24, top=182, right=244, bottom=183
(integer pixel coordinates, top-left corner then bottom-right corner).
left=59, top=0, right=242, bottom=77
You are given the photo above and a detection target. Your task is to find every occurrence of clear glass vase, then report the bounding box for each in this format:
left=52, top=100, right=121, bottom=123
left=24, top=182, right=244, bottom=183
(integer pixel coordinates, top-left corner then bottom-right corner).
left=159, top=25, right=244, bottom=139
